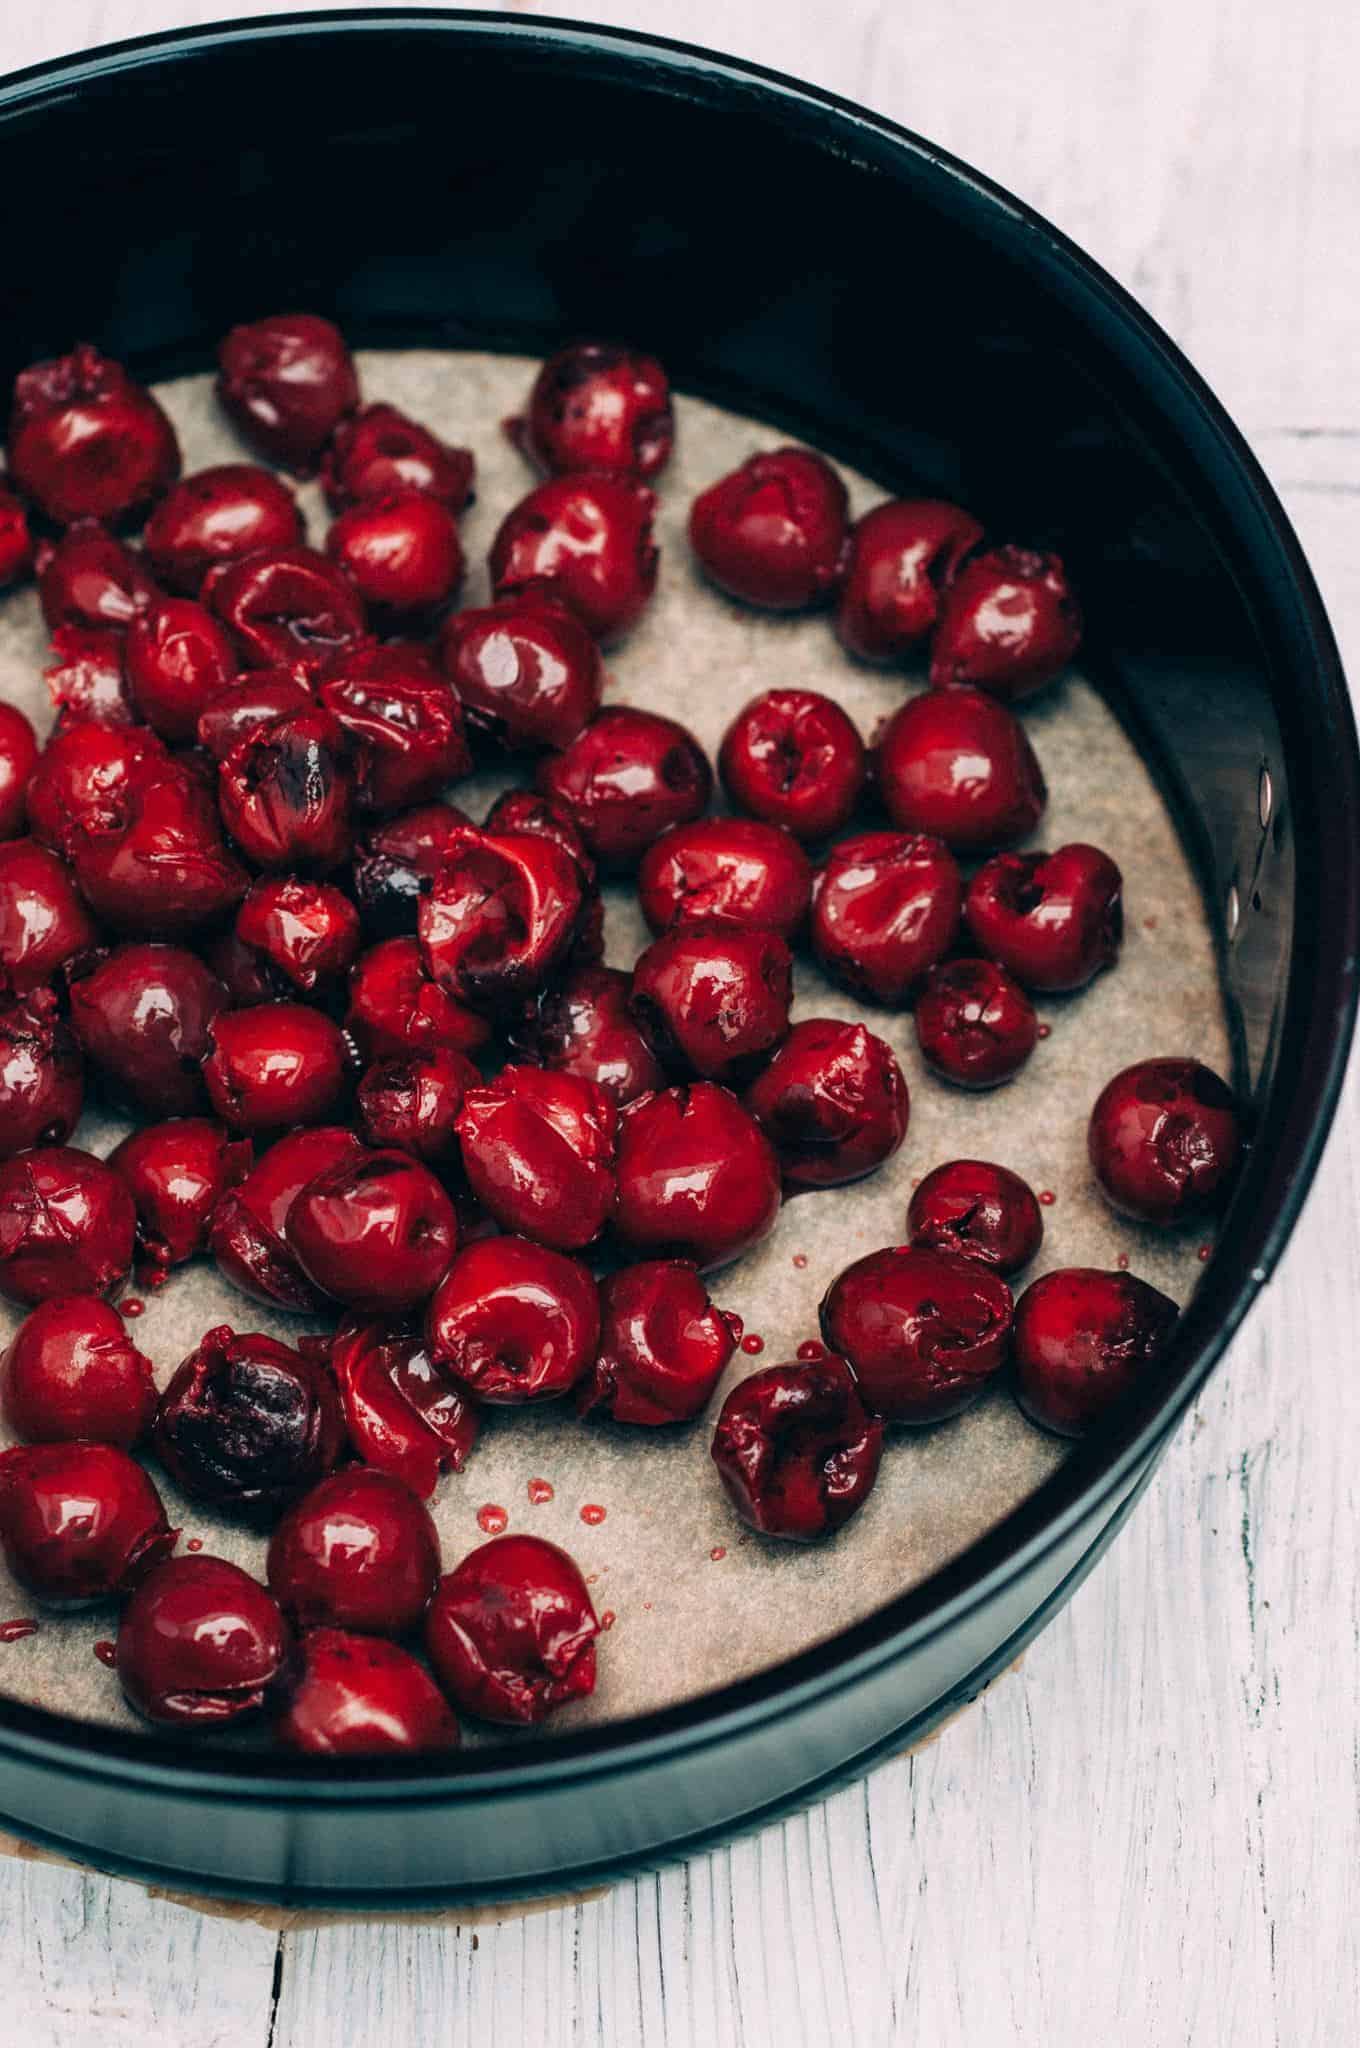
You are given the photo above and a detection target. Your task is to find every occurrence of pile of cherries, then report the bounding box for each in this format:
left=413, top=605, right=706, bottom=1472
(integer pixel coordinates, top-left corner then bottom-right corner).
left=0, top=321, right=1242, bottom=1755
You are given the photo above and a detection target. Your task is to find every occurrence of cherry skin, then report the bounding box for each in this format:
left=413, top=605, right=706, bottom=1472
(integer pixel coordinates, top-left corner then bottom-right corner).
left=322, top=402, right=475, bottom=513
left=0, top=984, right=83, bottom=1159
left=351, top=802, right=471, bottom=939
left=630, top=923, right=793, bottom=1085
left=194, top=668, right=315, bottom=760
left=456, top=1066, right=618, bottom=1251
left=810, top=831, right=961, bottom=1005
left=217, top=706, right=355, bottom=873
left=329, top=1316, right=480, bottom=1497
left=0, top=704, right=39, bottom=841
left=482, top=789, right=605, bottom=968
left=0, top=477, right=33, bottom=587
left=356, top=1047, right=475, bottom=1165
left=287, top=1148, right=458, bottom=1314
left=209, top=1124, right=363, bottom=1312
left=216, top=313, right=359, bottom=473
left=418, top=822, right=584, bottom=1011
left=875, top=687, right=1046, bottom=851
left=439, top=594, right=604, bottom=753
left=144, top=462, right=304, bottom=593
left=711, top=1354, right=883, bottom=1541
left=511, top=964, right=664, bottom=1107
left=0, top=1441, right=175, bottom=1605
left=234, top=877, right=361, bottom=996
left=346, top=935, right=491, bottom=1061
left=124, top=599, right=239, bottom=743
left=577, top=1258, right=735, bottom=1425
left=109, top=1117, right=252, bottom=1276
left=512, top=342, right=674, bottom=478
left=426, top=1235, right=600, bottom=1404
left=907, top=1159, right=1044, bottom=1276
left=965, top=844, right=1123, bottom=992
left=117, top=1555, right=290, bottom=1727
left=638, top=818, right=812, bottom=939
left=155, top=1324, right=346, bottom=1517
left=326, top=489, right=464, bottom=626
left=1012, top=1266, right=1179, bottom=1436
left=0, top=1147, right=135, bottom=1306
left=930, top=545, right=1082, bottom=702
left=267, top=1467, right=441, bottom=1637
left=744, top=1018, right=909, bottom=1188
left=67, top=942, right=228, bottom=1118
left=36, top=522, right=160, bottom=635
left=915, top=958, right=1039, bottom=1089
left=317, top=642, right=471, bottom=813
left=489, top=470, right=658, bottom=642
left=276, top=1627, right=460, bottom=1755
left=8, top=344, right=180, bottom=528
left=2, top=1295, right=156, bottom=1448
left=25, top=721, right=169, bottom=856
left=68, top=766, right=249, bottom=936
left=424, top=1533, right=599, bottom=1725
left=203, top=1003, right=349, bottom=1133
left=834, top=498, right=984, bottom=661
left=719, top=688, right=866, bottom=842
left=204, top=544, right=368, bottom=673
left=0, top=838, right=100, bottom=993
left=690, top=447, right=848, bottom=610
left=1088, top=1058, right=1243, bottom=1226
left=820, top=1244, right=1014, bottom=1423
left=536, top=707, right=712, bottom=871
left=614, top=1081, right=782, bottom=1271
left=44, top=624, right=137, bottom=728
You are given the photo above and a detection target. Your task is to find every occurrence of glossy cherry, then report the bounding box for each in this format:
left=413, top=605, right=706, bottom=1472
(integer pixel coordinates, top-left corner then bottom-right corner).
left=424, top=1533, right=599, bottom=1725
left=217, top=706, right=354, bottom=871
left=287, top=1147, right=458, bottom=1313
left=915, top=958, right=1039, bottom=1089
left=418, top=822, right=584, bottom=1011
left=205, top=544, right=368, bottom=673
left=203, top=1003, right=348, bottom=1135
left=719, top=688, right=866, bottom=842
left=876, top=686, right=1047, bottom=851
left=0, top=477, right=33, bottom=587
left=209, top=1124, right=363, bottom=1311
left=820, top=1244, right=1014, bottom=1423
left=426, top=1235, right=599, bottom=1404
left=25, top=722, right=169, bottom=856
left=267, top=1467, right=440, bottom=1637
left=329, top=1316, right=480, bottom=1497
left=456, top=1066, right=617, bottom=1251
left=489, top=471, right=658, bottom=641
left=0, top=1146, right=135, bottom=1305
left=0, top=1441, right=174, bottom=1604
left=351, top=802, right=470, bottom=939
left=144, top=462, right=304, bottom=593
left=577, top=1259, right=734, bottom=1426
left=1012, top=1266, right=1179, bottom=1435
left=67, top=942, right=228, bottom=1118
left=44, top=624, right=136, bottom=728
left=965, top=843, right=1123, bottom=992
left=8, top=344, right=179, bottom=528
left=322, top=402, right=475, bottom=513
left=439, top=594, right=604, bottom=754
left=810, top=830, right=961, bottom=1005
left=68, top=766, right=248, bottom=935
left=109, top=1117, right=252, bottom=1276
left=317, top=642, right=471, bottom=812
left=326, top=489, right=464, bottom=625
left=511, top=964, right=664, bottom=1107
left=345, top=935, right=491, bottom=1061
left=638, top=818, right=812, bottom=941
left=0, top=838, right=99, bottom=992
left=0, top=984, right=83, bottom=1158
left=116, top=1555, right=290, bottom=1727
left=711, top=1354, right=883, bottom=1541
left=36, top=522, right=160, bottom=634
left=482, top=787, right=597, bottom=884
left=276, top=1627, right=460, bottom=1755
left=0, top=704, right=37, bottom=842
left=536, top=707, right=712, bottom=871
left=195, top=668, right=315, bottom=760
left=690, top=447, right=847, bottom=610
left=930, top=545, right=1081, bottom=701
left=630, top=923, right=793, bottom=1085
left=155, top=1324, right=346, bottom=1516
left=835, top=498, right=984, bottom=661
left=907, top=1159, right=1044, bottom=1275
left=234, top=876, right=361, bottom=995
left=1088, top=1058, right=1243, bottom=1225
left=744, top=1018, right=909, bottom=1187
left=512, top=342, right=673, bottom=478
left=2, top=1295, right=156, bottom=1447
left=124, top=599, right=239, bottom=743
left=216, top=313, right=359, bottom=472
left=614, top=1081, right=781, bottom=1271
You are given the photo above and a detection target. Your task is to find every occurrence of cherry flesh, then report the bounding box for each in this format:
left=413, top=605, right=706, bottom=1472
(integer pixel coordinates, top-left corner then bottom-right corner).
left=317, top=642, right=471, bottom=813
left=234, top=877, right=361, bottom=995
left=346, top=935, right=491, bottom=1061
left=322, top=402, right=474, bottom=513
left=209, top=1124, right=363, bottom=1312
left=351, top=803, right=470, bottom=939
left=417, top=822, right=584, bottom=1011
left=204, top=545, right=368, bottom=673
left=154, top=1323, right=346, bottom=1517
left=357, top=1047, right=477, bottom=1165
left=329, top=1315, right=480, bottom=1498
left=511, top=964, right=664, bottom=1107
left=0, top=984, right=84, bottom=1158
left=69, top=766, right=248, bottom=936
left=217, top=706, right=355, bottom=872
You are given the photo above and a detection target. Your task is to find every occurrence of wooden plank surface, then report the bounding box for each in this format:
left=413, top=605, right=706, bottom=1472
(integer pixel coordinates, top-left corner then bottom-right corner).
left=3, top=3, right=1358, bottom=2042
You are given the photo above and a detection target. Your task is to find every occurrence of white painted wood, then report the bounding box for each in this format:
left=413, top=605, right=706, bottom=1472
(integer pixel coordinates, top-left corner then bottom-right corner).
left=4, top=3, right=1359, bottom=2043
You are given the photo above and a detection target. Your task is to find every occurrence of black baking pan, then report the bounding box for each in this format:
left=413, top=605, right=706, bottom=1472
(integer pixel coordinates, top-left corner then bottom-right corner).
left=0, top=11, right=1353, bottom=1906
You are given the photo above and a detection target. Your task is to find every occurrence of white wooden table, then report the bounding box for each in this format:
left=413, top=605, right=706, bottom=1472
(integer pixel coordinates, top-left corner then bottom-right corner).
left=4, top=4, right=1358, bottom=2041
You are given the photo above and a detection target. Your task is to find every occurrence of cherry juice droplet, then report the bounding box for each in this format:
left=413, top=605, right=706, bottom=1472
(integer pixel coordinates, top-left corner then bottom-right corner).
left=709, top=1545, right=727, bottom=1562
left=527, top=1477, right=554, bottom=1506
left=741, top=1332, right=764, bottom=1355
left=797, top=1339, right=826, bottom=1361
left=599, top=1610, right=616, bottom=1631
left=1037, top=1023, right=1052, bottom=1041
left=1039, top=1189, right=1056, bottom=1206
left=1116, top=1253, right=1130, bottom=1270
left=0, top=1618, right=39, bottom=1644
left=186, top=1536, right=204, bottom=1552
left=1198, top=1243, right=1213, bottom=1262
left=120, top=1297, right=145, bottom=1318
left=580, top=1503, right=606, bottom=1526
left=477, top=1503, right=508, bottom=1535
left=792, top=1252, right=808, bottom=1270
left=93, top=1639, right=117, bottom=1667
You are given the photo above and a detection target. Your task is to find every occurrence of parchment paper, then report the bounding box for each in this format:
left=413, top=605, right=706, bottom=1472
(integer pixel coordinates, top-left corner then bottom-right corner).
left=0, top=355, right=1230, bottom=1743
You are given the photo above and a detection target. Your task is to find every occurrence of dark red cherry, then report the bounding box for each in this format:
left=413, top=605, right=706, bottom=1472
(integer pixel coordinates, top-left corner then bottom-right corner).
left=965, top=844, right=1123, bottom=992
left=155, top=1324, right=345, bottom=1516
left=424, top=1533, right=598, bottom=1725
left=690, top=447, right=847, bottom=610
left=67, top=942, right=227, bottom=1117
left=512, top=342, right=673, bottom=478
left=614, top=1081, right=781, bottom=1271
left=456, top=1066, right=617, bottom=1251
left=124, top=599, right=238, bottom=743
left=144, top=462, right=304, bottom=593
left=835, top=498, right=984, bottom=661
left=930, top=546, right=1081, bottom=702
left=1013, top=1266, right=1179, bottom=1435
left=357, top=1047, right=476, bottom=1164
left=638, top=818, right=812, bottom=939
left=217, top=706, right=354, bottom=871
left=322, top=402, right=474, bottom=513
left=0, top=838, right=99, bottom=993
left=711, top=1353, right=882, bottom=1540
left=207, top=929, right=286, bottom=1007
left=915, top=958, right=1038, bottom=1089
left=317, top=642, right=471, bottom=812
left=276, top=1626, right=460, bottom=1755
left=439, top=595, right=603, bottom=754
left=44, top=626, right=136, bottom=728
left=820, top=1244, right=1014, bottom=1423
left=0, top=703, right=39, bottom=842
left=481, top=792, right=604, bottom=965
left=0, top=1441, right=174, bottom=1604
left=0, top=476, right=33, bottom=587
left=25, top=720, right=170, bottom=856
left=426, top=1235, right=599, bottom=1404
left=577, top=1258, right=734, bottom=1425
left=268, top=1467, right=440, bottom=1637
left=417, top=822, right=583, bottom=1011
left=117, top=1555, right=289, bottom=1726
left=489, top=471, right=658, bottom=642
left=204, top=545, right=367, bottom=673
left=209, top=1124, right=363, bottom=1311
left=326, top=490, right=463, bottom=625
left=36, top=521, right=160, bottom=634
left=0, top=1146, right=135, bottom=1305
left=536, top=707, right=712, bottom=871
left=234, top=876, right=361, bottom=995
left=810, top=830, right=961, bottom=1005
left=907, top=1159, right=1044, bottom=1275
left=1088, top=1058, right=1243, bottom=1226
left=630, top=923, right=793, bottom=1084
left=744, top=1018, right=908, bottom=1187
left=510, top=964, right=664, bottom=1107
left=351, top=801, right=470, bottom=938
left=0, top=984, right=83, bottom=1158
left=719, top=688, right=865, bottom=842
left=2, top=1294, right=156, bottom=1447
left=345, top=935, right=491, bottom=1061
left=68, top=766, right=248, bottom=935
left=8, top=344, right=179, bottom=529
left=194, top=667, right=315, bottom=760
left=875, top=687, right=1046, bottom=851
left=329, top=1316, right=479, bottom=1497
left=109, top=1117, right=251, bottom=1276
left=216, top=313, right=358, bottom=473
left=287, top=1148, right=458, bottom=1314
left=203, top=1003, right=348, bottom=1133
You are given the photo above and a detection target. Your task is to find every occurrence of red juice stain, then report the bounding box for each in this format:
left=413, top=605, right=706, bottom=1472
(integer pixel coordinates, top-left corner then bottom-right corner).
left=0, top=1619, right=39, bottom=1644
left=642, top=1600, right=653, bottom=1612
left=93, top=1640, right=117, bottom=1667
left=797, top=1339, right=826, bottom=1361
left=792, top=1252, right=808, bottom=1270
left=120, top=1297, right=145, bottom=1318
left=709, top=1545, right=727, bottom=1562
left=1036, top=1023, right=1052, bottom=1040
left=143, top=1267, right=168, bottom=1291
left=527, top=1477, right=554, bottom=1506
left=476, top=1503, right=508, bottom=1535
left=741, top=1333, right=764, bottom=1355
left=586, top=1572, right=599, bottom=1585
left=599, top=1610, right=616, bottom=1630
left=720, top=1309, right=744, bottom=1344
left=1143, top=915, right=1159, bottom=932
left=1116, top=1253, right=1130, bottom=1270
left=186, top=1536, right=204, bottom=1552
left=1039, top=1190, right=1057, bottom=1206
left=580, top=1503, right=606, bottom=1527
left=1198, top=1243, right=1213, bottom=1262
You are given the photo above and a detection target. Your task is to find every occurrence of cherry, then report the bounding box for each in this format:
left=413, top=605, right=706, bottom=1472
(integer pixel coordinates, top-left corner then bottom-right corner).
left=0, top=1146, right=135, bottom=1305
left=217, top=706, right=355, bottom=871
left=489, top=471, right=658, bottom=641
left=276, top=1627, right=460, bottom=1755
left=1088, top=1058, right=1243, bottom=1225
left=346, top=935, right=490, bottom=1064
left=0, top=704, right=38, bottom=842
left=711, top=1354, right=883, bottom=1540
left=204, top=544, right=368, bottom=672
left=209, top=1124, right=363, bottom=1311
left=820, top=1244, right=1014, bottom=1423
left=124, top=599, right=239, bottom=743
left=234, top=876, right=361, bottom=995
left=36, top=522, right=160, bottom=634
left=481, top=790, right=604, bottom=966
left=216, top=313, right=359, bottom=473
left=43, top=624, right=137, bottom=728
left=1012, top=1266, right=1179, bottom=1435
left=810, top=830, right=961, bottom=1005
left=317, top=642, right=471, bottom=812
left=0, top=838, right=99, bottom=993
left=195, top=668, right=315, bottom=760
left=536, top=707, right=712, bottom=871
left=287, top=1147, right=458, bottom=1314
left=426, top=1235, right=599, bottom=1404
left=155, top=1323, right=346, bottom=1516
left=345, top=813, right=458, bottom=948
left=68, top=766, right=248, bottom=936
left=330, top=1315, right=480, bottom=1497
left=439, top=594, right=604, bottom=754
left=424, top=1533, right=599, bottom=1725
left=2, top=1295, right=156, bottom=1447
left=203, top=1003, right=348, bottom=1134
left=930, top=545, right=1081, bottom=702
left=67, top=942, right=228, bottom=1118
left=267, top=1467, right=440, bottom=1638
left=614, top=1081, right=781, bottom=1271
left=322, top=402, right=474, bottom=513
left=418, top=821, right=584, bottom=1011
left=109, top=1117, right=252, bottom=1275
left=577, top=1258, right=734, bottom=1425
left=456, top=1066, right=618, bottom=1251
left=511, top=342, right=673, bottom=478
left=719, top=688, right=865, bottom=842
left=8, top=344, right=179, bottom=529
left=835, top=498, right=984, bottom=661
left=0, top=984, right=83, bottom=1159
left=511, top=964, right=664, bottom=1107
left=0, top=477, right=33, bottom=586
left=638, top=818, right=812, bottom=942
left=117, top=1555, right=290, bottom=1726
left=907, top=1159, right=1044, bottom=1275
left=744, top=1017, right=909, bottom=1187
left=144, top=462, right=304, bottom=593
left=965, top=844, right=1123, bottom=992
left=690, top=447, right=848, bottom=610
left=876, top=687, right=1046, bottom=851
left=326, top=489, right=463, bottom=625
left=25, top=721, right=169, bottom=856
left=915, top=958, right=1038, bottom=1089
left=0, top=1441, right=174, bottom=1604
left=631, top=923, right=793, bottom=1084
